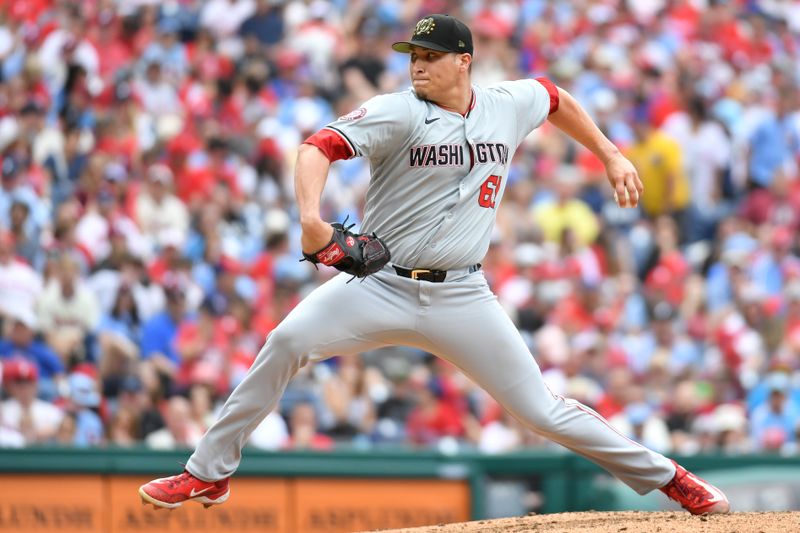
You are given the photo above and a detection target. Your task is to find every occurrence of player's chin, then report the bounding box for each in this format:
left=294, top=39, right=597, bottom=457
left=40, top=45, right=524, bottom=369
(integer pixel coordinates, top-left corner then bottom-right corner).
left=412, top=81, right=430, bottom=96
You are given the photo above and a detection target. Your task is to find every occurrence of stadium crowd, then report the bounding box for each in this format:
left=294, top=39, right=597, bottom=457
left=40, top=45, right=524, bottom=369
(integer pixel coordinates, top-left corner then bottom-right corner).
left=1, top=0, right=800, bottom=457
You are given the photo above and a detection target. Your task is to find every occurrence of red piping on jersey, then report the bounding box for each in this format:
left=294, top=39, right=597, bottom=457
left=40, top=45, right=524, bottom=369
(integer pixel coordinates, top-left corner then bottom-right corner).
left=303, top=128, right=354, bottom=162
left=544, top=384, right=648, bottom=451
left=465, top=89, right=476, bottom=117
left=535, top=77, right=560, bottom=115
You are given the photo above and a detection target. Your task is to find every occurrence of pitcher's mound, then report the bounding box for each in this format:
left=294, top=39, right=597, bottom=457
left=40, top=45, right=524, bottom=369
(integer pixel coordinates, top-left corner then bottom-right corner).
left=374, top=511, right=800, bottom=532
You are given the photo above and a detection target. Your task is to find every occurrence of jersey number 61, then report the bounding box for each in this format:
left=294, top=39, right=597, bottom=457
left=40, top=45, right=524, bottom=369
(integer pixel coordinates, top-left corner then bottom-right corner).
left=478, top=174, right=502, bottom=209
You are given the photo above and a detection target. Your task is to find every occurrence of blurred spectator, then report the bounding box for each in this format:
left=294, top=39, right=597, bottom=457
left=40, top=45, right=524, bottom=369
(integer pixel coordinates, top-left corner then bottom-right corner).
left=37, top=253, right=100, bottom=363
left=750, top=373, right=800, bottom=452
left=283, top=401, right=334, bottom=451
left=145, top=395, right=204, bottom=450
left=710, top=403, right=751, bottom=455
left=54, top=412, right=78, bottom=446
left=240, top=0, right=286, bottom=47
left=248, top=408, right=289, bottom=450
left=142, top=19, right=188, bottom=83
left=626, top=106, right=691, bottom=237
left=108, top=405, right=141, bottom=447
left=322, top=357, right=378, bottom=442
left=96, top=283, right=141, bottom=380
left=747, top=92, right=799, bottom=190
left=609, top=398, right=672, bottom=454
left=0, top=154, right=49, bottom=235
left=662, top=95, right=732, bottom=241
left=594, top=366, right=635, bottom=420
left=0, top=229, right=42, bottom=315
left=0, top=305, right=64, bottom=400
left=134, top=60, right=181, bottom=117
left=478, top=408, right=525, bottom=454
left=9, top=201, right=41, bottom=267
left=201, top=0, right=256, bottom=44
left=532, top=166, right=599, bottom=248
left=74, top=164, right=148, bottom=263
left=135, top=164, right=189, bottom=251
left=139, top=281, right=191, bottom=397
left=622, top=301, right=700, bottom=377
left=0, top=358, right=63, bottom=445
left=64, top=371, right=105, bottom=447
left=406, top=376, right=464, bottom=447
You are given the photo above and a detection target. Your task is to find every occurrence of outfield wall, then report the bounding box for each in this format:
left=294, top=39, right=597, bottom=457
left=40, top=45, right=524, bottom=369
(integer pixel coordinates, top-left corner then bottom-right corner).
left=0, top=448, right=797, bottom=532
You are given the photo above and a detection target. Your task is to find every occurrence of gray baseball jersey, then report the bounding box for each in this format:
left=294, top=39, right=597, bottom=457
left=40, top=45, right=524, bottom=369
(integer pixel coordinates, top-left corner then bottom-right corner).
left=324, top=81, right=550, bottom=270
left=185, top=79, right=676, bottom=497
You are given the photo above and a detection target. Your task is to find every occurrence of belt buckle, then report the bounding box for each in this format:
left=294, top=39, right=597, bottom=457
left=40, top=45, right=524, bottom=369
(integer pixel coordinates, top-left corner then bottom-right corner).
left=410, top=269, right=431, bottom=280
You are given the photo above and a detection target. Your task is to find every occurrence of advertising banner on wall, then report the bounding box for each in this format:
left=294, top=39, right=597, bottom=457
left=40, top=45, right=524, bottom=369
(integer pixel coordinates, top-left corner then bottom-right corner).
left=0, top=474, right=469, bottom=533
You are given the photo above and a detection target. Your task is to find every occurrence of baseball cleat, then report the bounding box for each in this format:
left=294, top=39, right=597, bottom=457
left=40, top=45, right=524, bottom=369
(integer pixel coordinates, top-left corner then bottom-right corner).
left=659, top=460, right=730, bottom=515
left=138, top=471, right=230, bottom=509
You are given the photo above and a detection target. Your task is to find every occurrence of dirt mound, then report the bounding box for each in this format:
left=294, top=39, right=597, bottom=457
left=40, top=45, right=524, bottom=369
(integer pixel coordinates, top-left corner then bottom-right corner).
left=374, top=511, right=800, bottom=532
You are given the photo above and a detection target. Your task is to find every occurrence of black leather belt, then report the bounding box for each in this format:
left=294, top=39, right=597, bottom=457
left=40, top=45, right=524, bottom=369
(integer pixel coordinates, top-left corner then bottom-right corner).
left=393, top=264, right=480, bottom=282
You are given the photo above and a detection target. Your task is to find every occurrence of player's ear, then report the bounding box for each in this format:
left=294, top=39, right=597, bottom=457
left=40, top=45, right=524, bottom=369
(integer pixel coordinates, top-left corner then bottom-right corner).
left=458, top=53, right=472, bottom=73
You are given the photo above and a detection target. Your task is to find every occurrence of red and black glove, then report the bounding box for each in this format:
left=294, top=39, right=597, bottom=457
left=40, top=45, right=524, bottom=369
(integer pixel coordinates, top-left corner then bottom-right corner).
left=302, top=220, right=391, bottom=279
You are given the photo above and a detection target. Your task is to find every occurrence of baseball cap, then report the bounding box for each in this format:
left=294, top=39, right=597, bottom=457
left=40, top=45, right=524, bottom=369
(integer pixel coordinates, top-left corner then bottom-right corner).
left=2, top=358, right=39, bottom=382
left=8, top=305, right=38, bottom=331
left=392, top=14, right=473, bottom=55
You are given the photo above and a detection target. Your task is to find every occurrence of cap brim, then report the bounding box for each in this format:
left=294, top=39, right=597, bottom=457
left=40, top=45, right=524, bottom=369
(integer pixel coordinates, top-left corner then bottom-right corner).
left=391, top=40, right=453, bottom=53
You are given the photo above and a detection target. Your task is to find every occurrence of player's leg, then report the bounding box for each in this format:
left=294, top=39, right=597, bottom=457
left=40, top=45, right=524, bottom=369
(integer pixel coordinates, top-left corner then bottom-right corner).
left=420, top=273, right=728, bottom=513
left=186, top=271, right=421, bottom=481
left=140, top=270, right=422, bottom=508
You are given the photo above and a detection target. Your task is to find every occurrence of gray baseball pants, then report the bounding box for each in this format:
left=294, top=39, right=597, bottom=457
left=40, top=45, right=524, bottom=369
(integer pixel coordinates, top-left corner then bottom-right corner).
left=186, top=266, right=675, bottom=494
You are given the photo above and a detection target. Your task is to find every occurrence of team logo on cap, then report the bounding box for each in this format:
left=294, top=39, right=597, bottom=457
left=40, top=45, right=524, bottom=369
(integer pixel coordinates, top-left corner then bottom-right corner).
left=414, top=17, right=436, bottom=37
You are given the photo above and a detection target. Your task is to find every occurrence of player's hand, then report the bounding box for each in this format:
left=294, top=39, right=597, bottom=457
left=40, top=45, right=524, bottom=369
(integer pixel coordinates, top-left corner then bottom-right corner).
left=301, top=217, right=335, bottom=255
left=604, top=153, right=643, bottom=208
left=301, top=217, right=391, bottom=279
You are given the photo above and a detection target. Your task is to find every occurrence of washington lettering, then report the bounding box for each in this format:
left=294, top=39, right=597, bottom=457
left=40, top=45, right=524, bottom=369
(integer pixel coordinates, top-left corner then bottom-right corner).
left=409, top=144, right=464, bottom=167
left=473, top=142, right=509, bottom=165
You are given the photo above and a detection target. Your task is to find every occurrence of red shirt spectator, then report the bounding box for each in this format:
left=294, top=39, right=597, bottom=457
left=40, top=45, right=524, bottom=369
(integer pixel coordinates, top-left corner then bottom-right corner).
left=406, top=381, right=464, bottom=446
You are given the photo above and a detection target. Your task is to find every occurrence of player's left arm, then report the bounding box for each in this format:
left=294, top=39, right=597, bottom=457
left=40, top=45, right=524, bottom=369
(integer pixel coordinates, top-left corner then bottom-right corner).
left=547, top=86, right=643, bottom=208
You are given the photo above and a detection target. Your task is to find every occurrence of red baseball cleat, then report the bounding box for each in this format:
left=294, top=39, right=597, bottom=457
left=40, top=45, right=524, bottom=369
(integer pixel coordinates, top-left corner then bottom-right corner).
left=138, top=471, right=230, bottom=509
left=659, top=461, right=730, bottom=515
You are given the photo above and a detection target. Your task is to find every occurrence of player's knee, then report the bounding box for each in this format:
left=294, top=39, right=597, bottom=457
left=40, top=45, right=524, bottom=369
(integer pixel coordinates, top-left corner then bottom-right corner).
left=515, top=405, right=559, bottom=436
left=263, top=326, right=308, bottom=364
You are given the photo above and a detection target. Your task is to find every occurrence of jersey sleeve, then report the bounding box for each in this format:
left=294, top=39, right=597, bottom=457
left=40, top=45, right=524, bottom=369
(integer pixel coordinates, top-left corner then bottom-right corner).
left=492, top=78, right=556, bottom=140
left=322, top=93, right=412, bottom=161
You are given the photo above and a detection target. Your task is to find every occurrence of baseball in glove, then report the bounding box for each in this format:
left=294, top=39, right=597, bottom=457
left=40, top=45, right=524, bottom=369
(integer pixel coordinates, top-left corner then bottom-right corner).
left=302, top=219, right=391, bottom=279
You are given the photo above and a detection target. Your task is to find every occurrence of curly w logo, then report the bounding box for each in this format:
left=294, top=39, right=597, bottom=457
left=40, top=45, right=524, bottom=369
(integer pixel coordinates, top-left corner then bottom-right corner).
left=414, top=17, right=436, bottom=36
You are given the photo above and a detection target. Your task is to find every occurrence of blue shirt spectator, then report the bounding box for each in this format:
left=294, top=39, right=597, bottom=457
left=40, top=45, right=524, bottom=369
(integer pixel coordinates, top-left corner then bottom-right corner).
left=748, top=112, right=796, bottom=188
left=750, top=389, right=800, bottom=450
left=239, top=2, right=285, bottom=46
left=0, top=339, right=63, bottom=379
left=139, top=311, right=182, bottom=366
left=0, top=306, right=63, bottom=378
left=139, top=287, right=188, bottom=366
left=67, top=372, right=105, bottom=447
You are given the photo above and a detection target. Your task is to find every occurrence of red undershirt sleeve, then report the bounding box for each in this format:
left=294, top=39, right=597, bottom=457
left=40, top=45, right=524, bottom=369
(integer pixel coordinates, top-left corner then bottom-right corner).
left=302, top=128, right=355, bottom=162
left=534, top=77, right=560, bottom=115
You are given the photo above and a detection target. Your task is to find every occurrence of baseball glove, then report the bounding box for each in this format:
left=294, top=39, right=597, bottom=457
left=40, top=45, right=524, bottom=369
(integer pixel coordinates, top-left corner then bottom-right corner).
left=302, top=219, right=391, bottom=279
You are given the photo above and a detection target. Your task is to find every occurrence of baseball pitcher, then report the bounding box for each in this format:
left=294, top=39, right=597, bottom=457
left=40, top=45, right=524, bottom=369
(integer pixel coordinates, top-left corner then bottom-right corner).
left=140, top=14, right=729, bottom=516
